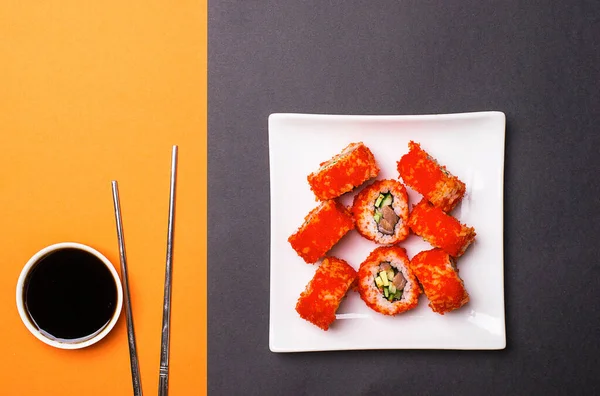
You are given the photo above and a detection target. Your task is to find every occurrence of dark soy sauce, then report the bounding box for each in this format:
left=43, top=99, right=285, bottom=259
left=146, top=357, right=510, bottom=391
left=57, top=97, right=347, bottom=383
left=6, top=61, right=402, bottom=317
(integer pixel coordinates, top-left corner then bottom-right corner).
left=24, top=248, right=117, bottom=341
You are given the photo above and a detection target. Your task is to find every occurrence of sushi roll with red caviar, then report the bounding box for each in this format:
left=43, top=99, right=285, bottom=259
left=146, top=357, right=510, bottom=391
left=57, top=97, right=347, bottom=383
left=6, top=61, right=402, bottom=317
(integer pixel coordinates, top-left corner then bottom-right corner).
left=357, top=246, right=420, bottom=316
left=295, top=256, right=357, bottom=330
left=410, top=249, right=469, bottom=314
left=352, top=179, right=409, bottom=245
left=288, top=200, right=354, bottom=264
left=308, top=142, right=379, bottom=201
left=398, top=141, right=465, bottom=212
left=408, top=199, right=476, bottom=257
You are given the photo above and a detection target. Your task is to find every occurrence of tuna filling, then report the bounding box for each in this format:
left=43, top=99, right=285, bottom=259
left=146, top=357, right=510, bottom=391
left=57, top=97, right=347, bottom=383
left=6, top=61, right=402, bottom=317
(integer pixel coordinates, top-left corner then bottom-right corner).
left=373, top=261, right=406, bottom=302
left=373, top=192, right=399, bottom=235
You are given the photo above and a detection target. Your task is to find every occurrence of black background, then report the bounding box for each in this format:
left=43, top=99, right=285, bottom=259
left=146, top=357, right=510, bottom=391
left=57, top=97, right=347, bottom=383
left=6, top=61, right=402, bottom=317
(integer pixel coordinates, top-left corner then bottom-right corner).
left=208, top=1, right=600, bottom=395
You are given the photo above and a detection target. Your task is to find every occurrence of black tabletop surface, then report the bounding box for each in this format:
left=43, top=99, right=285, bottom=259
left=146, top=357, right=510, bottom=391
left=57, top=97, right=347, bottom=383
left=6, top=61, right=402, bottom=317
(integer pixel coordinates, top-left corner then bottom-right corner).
left=208, top=1, right=600, bottom=394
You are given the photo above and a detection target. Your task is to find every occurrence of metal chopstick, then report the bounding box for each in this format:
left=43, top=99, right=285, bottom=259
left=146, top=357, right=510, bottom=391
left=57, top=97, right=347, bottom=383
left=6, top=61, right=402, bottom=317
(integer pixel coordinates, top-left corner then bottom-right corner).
left=111, top=180, right=143, bottom=396
left=158, top=145, right=178, bottom=396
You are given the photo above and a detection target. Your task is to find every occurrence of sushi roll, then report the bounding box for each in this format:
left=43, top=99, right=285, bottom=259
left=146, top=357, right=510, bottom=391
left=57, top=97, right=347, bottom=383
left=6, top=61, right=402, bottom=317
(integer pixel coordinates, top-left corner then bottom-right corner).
left=288, top=200, right=355, bottom=264
left=408, top=199, right=476, bottom=257
left=357, top=246, right=420, bottom=316
left=410, top=249, right=469, bottom=314
left=295, top=256, right=357, bottom=330
left=397, top=141, right=465, bottom=212
left=352, top=179, right=409, bottom=244
left=308, top=142, right=379, bottom=201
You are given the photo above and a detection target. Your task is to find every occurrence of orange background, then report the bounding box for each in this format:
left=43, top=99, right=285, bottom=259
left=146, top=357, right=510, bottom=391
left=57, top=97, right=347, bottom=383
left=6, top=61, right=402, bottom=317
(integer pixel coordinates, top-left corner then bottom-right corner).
left=0, top=1, right=206, bottom=395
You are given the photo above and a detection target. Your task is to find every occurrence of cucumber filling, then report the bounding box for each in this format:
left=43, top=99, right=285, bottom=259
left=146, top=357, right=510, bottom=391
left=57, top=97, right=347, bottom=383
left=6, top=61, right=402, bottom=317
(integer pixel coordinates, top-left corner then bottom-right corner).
left=374, top=261, right=406, bottom=302
left=373, top=192, right=399, bottom=235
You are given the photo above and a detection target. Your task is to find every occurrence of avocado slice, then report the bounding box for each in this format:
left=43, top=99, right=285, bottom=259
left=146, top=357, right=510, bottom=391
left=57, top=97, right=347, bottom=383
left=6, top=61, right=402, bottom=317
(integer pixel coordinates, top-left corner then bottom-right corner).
left=381, top=194, right=393, bottom=207
left=386, top=269, right=394, bottom=282
left=379, top=271, right=389, bottom=286
left=373, top=211, right=382, bottom=223
left=374, top=194, right=385, bottom=208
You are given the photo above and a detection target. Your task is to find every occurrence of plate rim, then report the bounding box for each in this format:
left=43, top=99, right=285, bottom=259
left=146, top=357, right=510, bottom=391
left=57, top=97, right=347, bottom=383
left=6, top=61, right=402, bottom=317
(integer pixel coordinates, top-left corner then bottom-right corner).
left=269, top=110, right=506, bottom=124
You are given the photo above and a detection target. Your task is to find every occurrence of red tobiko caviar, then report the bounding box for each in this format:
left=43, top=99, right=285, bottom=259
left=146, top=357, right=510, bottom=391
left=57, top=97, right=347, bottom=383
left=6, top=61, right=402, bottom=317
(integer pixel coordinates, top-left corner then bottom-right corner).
left=398, top=141, right=465, bottom=213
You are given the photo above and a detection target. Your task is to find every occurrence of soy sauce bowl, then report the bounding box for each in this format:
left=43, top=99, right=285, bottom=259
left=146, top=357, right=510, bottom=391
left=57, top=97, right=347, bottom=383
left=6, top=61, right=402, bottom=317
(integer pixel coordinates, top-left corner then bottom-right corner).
left=16, top=242, right=123, bottom=350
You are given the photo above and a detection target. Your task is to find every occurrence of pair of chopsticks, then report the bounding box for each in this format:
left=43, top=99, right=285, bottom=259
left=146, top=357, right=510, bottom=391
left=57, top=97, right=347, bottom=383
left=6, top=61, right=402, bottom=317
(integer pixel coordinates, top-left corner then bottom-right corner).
left=111, top=145, right=178, bottom=396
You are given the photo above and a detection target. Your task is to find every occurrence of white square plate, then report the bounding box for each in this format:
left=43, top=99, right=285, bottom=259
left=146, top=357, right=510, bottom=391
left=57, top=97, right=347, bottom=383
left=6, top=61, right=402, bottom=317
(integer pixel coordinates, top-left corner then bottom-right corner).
left=268, top=112, right=506, bottom=352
